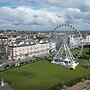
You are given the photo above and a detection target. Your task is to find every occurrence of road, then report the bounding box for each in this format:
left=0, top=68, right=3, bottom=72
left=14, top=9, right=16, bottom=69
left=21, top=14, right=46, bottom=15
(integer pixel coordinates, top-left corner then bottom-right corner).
left=0, top=57, right=36, bottom=70
left=0, top=54, right=49, bottom=70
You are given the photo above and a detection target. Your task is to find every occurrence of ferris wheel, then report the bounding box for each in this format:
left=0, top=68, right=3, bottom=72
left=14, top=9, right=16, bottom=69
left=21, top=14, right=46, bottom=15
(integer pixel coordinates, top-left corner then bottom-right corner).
left=51, top=24, right=83, bottom=69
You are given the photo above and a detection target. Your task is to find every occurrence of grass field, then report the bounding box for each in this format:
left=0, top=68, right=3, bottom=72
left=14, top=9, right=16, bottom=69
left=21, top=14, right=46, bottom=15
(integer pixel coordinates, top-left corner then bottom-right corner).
left=0, top=59, right=90, bottom=90
left=0, top=46, right=90, bottom=90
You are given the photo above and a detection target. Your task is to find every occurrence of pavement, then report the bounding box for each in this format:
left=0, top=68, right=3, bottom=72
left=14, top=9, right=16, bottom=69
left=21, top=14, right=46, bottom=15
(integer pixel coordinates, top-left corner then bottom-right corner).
left=67, top=80, right=90, bottom=90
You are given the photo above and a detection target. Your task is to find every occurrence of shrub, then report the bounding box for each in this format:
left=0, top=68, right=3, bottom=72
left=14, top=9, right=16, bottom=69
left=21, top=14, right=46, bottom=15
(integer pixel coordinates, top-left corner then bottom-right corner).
left=62, top=85, right=67, bottom=89
left=0, top=61, right=3, bottom=64
left=81, top=78, right=85, bottom=82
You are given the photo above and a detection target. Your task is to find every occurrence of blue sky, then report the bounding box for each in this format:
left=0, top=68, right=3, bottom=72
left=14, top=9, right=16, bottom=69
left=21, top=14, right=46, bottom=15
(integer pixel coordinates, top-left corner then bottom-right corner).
left=0, top=0, right=90, bottom=31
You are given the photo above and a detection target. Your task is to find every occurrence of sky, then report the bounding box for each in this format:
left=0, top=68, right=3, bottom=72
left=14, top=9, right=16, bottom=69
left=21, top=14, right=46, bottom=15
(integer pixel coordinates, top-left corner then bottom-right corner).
left=0, top=0, right=90, bottom=31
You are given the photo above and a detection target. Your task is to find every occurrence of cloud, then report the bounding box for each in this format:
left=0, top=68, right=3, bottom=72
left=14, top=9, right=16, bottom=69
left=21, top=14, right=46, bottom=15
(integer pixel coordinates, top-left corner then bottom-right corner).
left=37, top=0, right=90, bottom=8
left=0, top=0, right=90, bottom=31
left=35, top=0, right=90, bottom=25
left=0, top=6, right=65, bottom=26
left=1, top=0, right=89, bottom=11
left=64, top=7, right=90, bottom=24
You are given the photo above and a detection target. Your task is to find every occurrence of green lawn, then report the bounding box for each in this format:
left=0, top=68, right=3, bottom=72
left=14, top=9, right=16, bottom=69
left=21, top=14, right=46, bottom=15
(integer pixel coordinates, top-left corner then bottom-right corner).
left=0, top=59, right=90, bottom=90
left=82, top=47, right=90, bottom=54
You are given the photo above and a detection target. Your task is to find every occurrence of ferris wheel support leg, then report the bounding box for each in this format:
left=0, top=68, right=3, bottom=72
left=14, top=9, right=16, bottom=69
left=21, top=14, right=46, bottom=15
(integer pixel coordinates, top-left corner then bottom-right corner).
left=65, top=44, right=75, bottom=61
left=53, top=44, right=63, bottom=61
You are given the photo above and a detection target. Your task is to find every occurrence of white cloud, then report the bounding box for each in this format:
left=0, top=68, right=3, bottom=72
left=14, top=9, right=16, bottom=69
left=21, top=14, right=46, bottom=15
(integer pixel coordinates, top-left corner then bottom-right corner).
left=64, top=7, right=90, bottom=24
left=37, top=0, right=90, bottom=8
left=0, top=0, right=90, bottom=31
left=0, top=6, right=65, bottom=26
left=66, top=8, right=80, bottom=13
left=36, top=0, right=90, bottom=25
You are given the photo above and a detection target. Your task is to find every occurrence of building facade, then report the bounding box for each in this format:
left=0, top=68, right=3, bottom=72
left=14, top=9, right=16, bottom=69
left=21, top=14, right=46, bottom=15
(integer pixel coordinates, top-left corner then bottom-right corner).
left=8, top=43, right=55, bottom=61
left=86, top=35, right=90, bottom=45
left=0, top=37, right=8, bottom=59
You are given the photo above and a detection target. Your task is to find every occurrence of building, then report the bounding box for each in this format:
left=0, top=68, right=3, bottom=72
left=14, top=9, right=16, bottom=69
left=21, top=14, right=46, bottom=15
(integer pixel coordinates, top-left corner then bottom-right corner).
left=0, top=35, right=8, bottom=59
left=86, top=35, right=90, bottom=45
left=8, top=42, right=56, bottom=61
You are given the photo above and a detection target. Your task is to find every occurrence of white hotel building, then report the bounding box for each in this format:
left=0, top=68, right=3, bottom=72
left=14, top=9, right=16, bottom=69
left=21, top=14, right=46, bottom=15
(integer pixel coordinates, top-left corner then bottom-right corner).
left=86, top=35, right=90, bottom=45
left=8, top=42, right=56, bottom=61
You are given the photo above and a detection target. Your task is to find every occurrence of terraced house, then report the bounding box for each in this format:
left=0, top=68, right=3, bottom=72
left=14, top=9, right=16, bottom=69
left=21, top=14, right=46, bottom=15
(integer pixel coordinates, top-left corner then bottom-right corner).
left=8, top=42, right=56, bottom=61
